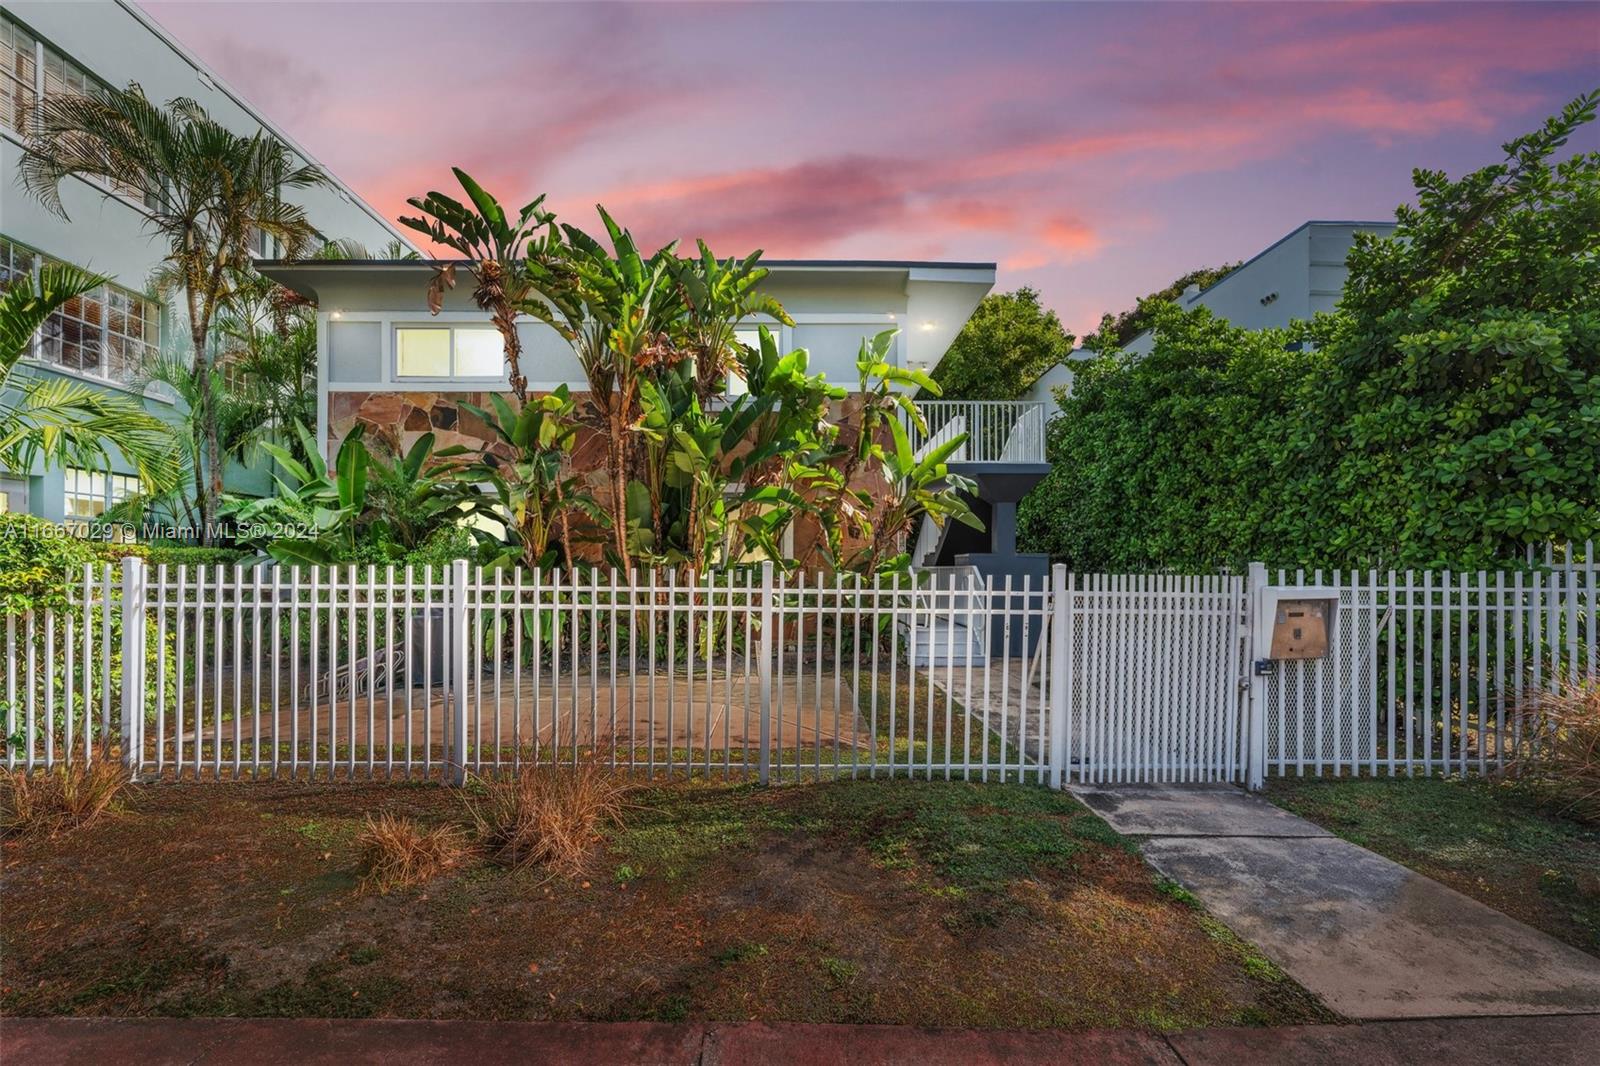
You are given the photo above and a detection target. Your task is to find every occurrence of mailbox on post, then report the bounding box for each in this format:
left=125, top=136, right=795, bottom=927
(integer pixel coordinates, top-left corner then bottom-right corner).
left=1262, top=587, right=1339, bottom=660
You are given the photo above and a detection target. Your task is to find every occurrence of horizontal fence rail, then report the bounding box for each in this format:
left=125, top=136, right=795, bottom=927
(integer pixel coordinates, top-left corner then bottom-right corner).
left=5, top=544, right=1592, bottom=791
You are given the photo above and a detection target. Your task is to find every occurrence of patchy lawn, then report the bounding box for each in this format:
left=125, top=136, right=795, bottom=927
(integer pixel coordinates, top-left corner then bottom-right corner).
left=1267, top=776, right=1600, bottom=956
left=1, top=778, right=1332, bottom=1030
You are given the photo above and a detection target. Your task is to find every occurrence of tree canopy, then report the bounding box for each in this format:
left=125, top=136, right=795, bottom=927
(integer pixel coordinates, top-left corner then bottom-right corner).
left=1022, top=92, right=1600, bottom=570
left=927, top=287, right=1075, bottom=400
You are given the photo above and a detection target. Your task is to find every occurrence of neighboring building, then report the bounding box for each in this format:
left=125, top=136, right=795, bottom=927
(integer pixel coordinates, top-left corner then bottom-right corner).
left=0, top=0, right=408, bottom=522
left=1024, top=220, right=1396, bottom=415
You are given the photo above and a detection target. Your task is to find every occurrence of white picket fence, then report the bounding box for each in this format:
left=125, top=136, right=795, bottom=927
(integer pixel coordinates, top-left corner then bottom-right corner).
left=4, top=545, right=1594, bottom=789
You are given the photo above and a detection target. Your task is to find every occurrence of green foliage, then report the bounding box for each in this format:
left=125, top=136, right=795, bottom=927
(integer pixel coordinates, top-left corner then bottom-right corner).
left=0, top=513, right=108, bottom=614
left=1304, top=90, right=1600, bottom=566
left=1023, top=95, right=1600, bottom=570
left=1086, top=262, right=1241, bottom=351
left=0, top=265, right=177, bottom=492
left=1020, top=305, right=1320, bottom=569
left=928, top=287, right=1075, bottom=400
left=226, top=423, right=370, bottom=566
left=360, top=432, right=470, bottom=557
left=448, top=387, right=601, bottom=570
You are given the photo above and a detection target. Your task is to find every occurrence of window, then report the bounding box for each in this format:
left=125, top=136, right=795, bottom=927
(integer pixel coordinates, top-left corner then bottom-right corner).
left=395, top=326, right=504, bottom=379
left=63, top=467, right=139, bottom=525
left=396, top=328, right=450, bottom=377
left=1, top=235, right=160, bottom=384
left=2, top=14, right=144, bottom=201
left=0, top=15, right=36, bottom=135
left=0, top=235, right=36, bottom=290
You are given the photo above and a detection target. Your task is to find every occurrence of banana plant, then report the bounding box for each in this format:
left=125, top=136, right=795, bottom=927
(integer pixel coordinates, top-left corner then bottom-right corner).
left=226, top=422, right=369, bottom=566
left=532, top=208, right=682, bottom=572
left=399, top=169, right=573, bottom=402
left=444, top=387, right=603, bottom=571
left=840, top=415, right=983, bottom=574
left=671, top=242, right=793, bottom=403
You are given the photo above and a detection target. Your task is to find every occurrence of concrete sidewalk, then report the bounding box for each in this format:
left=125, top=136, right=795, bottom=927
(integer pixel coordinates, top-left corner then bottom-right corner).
left=4, top=1015, right=1599, bottom=1065
left=1073, top=784, right=1600, bottom=1020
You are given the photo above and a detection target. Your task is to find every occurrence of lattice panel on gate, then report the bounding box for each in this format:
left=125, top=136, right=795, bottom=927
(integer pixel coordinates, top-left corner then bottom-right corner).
left=1265, top=576, right=1379, bottom=775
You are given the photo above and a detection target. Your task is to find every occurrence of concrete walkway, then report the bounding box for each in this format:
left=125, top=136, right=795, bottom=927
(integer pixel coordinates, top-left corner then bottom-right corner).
left=1073, top=784, right=1600, bottom=1020
left=5, top=1015, right=1599, bottom=1065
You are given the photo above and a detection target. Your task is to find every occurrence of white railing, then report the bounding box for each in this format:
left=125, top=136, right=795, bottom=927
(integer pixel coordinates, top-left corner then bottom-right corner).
left=907, top=400, right=1047, bottom=464
left=6, top=543, right=1593, bottom=790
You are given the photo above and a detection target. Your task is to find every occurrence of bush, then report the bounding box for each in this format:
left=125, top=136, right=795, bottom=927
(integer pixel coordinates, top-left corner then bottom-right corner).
left=0, top=753, right=132, bottom=836
left=0, top=513, right=113, bottom=614
left=356, top=812, right=472, bottom=894
left=1514, top=677, right=1600, bottom=826
left=1019, top=306, right=1324, bottom=570
left=465, top=764, right=629, bottom=876
left=139, top=544, right=254, bottom=570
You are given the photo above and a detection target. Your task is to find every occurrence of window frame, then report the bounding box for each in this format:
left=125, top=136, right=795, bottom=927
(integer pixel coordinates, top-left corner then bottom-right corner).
left=0, top=234, right=162, bottom=388
left=392, top=324, right=507, bottom=383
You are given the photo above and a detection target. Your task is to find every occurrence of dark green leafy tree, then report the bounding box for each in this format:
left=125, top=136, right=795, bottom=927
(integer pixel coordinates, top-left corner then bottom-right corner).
left=1019, top=305, right=1320, bottom=570
left=928, top=287, right=1074, bottom=400
left=1085, top=262, right=1240, bottom=351
left=1306, top=89, right=1600, bottom=567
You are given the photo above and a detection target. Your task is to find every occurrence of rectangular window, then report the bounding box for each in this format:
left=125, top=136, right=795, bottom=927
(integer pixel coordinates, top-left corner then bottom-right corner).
left=395, top=325, right=504, bottom=379
left=0, top=15, right=36, bottom=136
left=63, top=467, right=140, bottom=524
left=1, top=235, right=160, bottom=384
left=395, top=328, right=451, bottom=377
left=453, top=328, right=503, bottom=377
left=64, top=466, right=107, bottom=520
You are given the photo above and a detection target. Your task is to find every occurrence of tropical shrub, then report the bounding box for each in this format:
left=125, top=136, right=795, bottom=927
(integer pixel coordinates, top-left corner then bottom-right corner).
left=0, top=512, right=116, bottom=614
left=1022, top=94, right=1600, bottom=571
left=1019, top=306, right=1322, bottom=570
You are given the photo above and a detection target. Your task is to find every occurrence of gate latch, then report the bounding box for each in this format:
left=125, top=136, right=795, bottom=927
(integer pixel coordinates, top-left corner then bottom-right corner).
left=1253, top=658, right=1275, bottom=676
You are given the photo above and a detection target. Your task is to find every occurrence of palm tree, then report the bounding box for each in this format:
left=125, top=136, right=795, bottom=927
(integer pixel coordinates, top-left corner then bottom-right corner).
left=19, top=82, right=334, bottom=541
left=0, top=264, right=176, bottom=493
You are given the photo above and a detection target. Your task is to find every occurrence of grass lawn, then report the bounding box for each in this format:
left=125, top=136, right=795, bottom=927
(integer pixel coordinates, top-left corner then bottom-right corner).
left=1267, top=776, right=1600, bottom=956
left=2, top=778, right=1331, bottom=1030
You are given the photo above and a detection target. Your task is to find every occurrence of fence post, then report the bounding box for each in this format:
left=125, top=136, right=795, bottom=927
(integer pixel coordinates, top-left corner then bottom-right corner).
left=119, top=555, right=147, bottom=772
left=1048, top=564, right=1070, bottom=790
left=1244, top=561, right=1269, bottom=791
left=447, top=559, right=470, bottom=786
left=758, top=561, right=774, bottom=786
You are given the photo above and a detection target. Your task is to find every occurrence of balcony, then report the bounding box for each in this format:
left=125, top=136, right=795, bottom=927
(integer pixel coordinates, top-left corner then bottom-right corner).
left=905, top=399, right=1047, bottom=466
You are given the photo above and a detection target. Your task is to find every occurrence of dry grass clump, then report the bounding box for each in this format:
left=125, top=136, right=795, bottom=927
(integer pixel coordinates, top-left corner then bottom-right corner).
left=1513, top=676, right=1600, bottom=825
left=465, top=763, right=630, bottom=877
left=356, top=812, right=473, bottom=894
left=0, top=755, right=132, bottom=837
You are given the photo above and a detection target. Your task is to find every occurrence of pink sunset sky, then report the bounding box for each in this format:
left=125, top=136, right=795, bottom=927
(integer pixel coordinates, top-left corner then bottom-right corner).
left=146, top=0, right=1599, bottom=337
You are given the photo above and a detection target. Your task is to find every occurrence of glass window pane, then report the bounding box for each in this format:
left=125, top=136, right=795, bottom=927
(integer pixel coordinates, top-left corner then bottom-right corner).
left=454, top=328, right=503, bottom=378
left=396, top=328, right=450, bottom=377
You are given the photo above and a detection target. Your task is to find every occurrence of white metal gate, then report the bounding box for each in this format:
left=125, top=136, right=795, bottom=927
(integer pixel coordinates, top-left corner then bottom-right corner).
left=1058, top=574, right=1250, bottom=784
